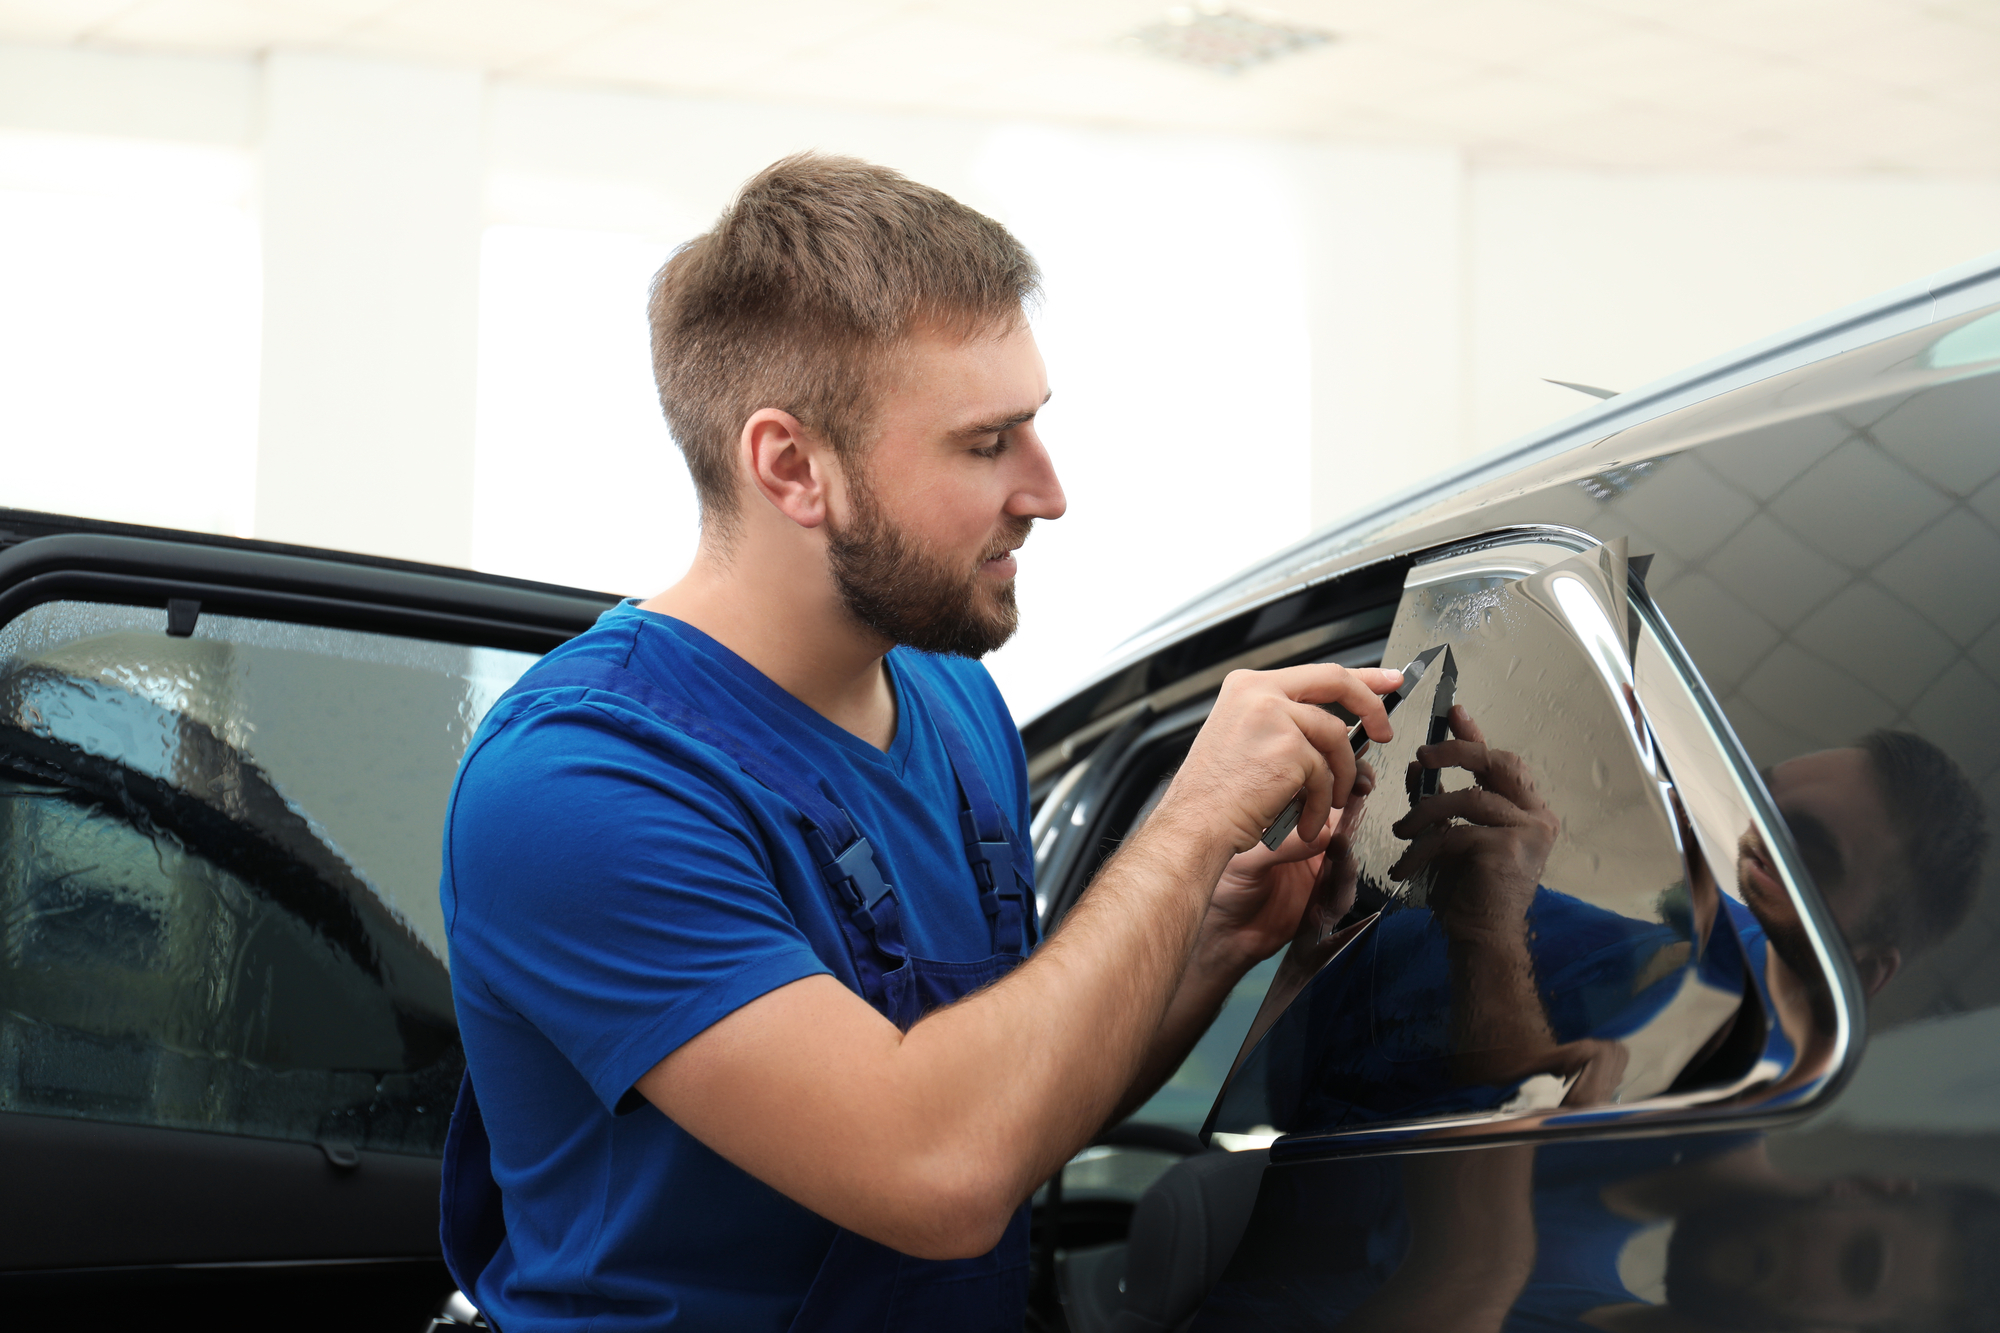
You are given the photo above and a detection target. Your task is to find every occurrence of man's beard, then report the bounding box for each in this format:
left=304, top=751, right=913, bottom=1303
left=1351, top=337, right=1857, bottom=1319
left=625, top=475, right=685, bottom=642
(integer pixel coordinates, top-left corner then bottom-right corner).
left=825, top=475, right=1031, bottom=659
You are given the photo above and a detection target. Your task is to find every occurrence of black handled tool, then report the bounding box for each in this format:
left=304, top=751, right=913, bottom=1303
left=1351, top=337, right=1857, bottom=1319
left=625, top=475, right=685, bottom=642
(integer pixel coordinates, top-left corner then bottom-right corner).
left=1416, top=644, right=1459, bottom=801
left=1258, top=644, right=1450, bottom=851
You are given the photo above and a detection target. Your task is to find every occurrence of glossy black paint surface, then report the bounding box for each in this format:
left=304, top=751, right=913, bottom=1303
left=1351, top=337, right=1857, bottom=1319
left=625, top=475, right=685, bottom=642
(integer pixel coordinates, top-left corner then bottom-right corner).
left=1191, top=1126, right=2000, bottom=1332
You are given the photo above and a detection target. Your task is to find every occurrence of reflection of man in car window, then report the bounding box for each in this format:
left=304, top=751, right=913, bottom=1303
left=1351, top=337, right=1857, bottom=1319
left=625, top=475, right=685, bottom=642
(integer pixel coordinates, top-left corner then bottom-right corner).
left=1746, top=731, right=1988, bottom=1013
left=1475, top=1126, right=2000, bottom=1333
left=1445, top=722, right=1986, bottom=1102
left=1266, top=714, right=1986, bottom=1132
left=1263, top=706, right=1731, bottom=1130
left=1204, top=1133, right=2000, bottom=1333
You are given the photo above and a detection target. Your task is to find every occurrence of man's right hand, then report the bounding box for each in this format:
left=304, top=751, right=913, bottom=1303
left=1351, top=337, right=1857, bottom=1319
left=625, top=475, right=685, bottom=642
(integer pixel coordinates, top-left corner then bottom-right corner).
left=1154, top=662, right=1403, bottom=855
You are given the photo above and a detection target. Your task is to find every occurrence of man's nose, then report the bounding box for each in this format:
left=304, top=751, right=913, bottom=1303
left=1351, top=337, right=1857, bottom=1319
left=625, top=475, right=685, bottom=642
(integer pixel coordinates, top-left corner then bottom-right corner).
left=1009, top=428, right=1066, bottom=522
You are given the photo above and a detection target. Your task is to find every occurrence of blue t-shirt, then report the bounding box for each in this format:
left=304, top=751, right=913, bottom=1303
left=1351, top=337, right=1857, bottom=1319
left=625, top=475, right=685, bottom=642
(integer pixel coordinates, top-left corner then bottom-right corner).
left=440, top=602, right=1033, bottom=1332
left=1263, top=888, right=1694, bottom=1132
left=1251, top=884, right=1767, bottom=1135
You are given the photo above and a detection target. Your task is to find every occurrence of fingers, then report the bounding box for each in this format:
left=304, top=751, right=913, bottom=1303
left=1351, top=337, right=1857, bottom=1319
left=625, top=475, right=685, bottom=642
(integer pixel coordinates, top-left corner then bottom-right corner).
left=1181, top=664, right=1403, bottom=853
left=1264, top=662, right=1404, bottom=744
left=1282, top=697, right=1364, bottom=839
left=1408, top=738, right=1486, bottom=803
left=1387, top=822, right=1487, bottom=882
left=1479, top=750, right=1542, bottom=810
left=1393, top=787, right=1537, bottom=840
left=1266, top=811, right=1335, bottom=864
left=1420, top=738, right=1488, bottom=772
left=1328, top=784, right=1370, bottom=845
left=1405, top=710, right=1544, bottom=811
left=1350, top=759, right=1376, bottom=802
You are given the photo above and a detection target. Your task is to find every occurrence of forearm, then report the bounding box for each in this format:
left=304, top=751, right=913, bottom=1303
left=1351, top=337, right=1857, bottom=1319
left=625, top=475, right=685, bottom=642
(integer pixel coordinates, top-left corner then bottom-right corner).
left=1447, top=926, right=1557, bottom=1084
left=644, top=801, right=1237, bottom=1259
left=901, top=805, right=1238, bottom=1206
left=1107, top=925, right=1258, bottom=1125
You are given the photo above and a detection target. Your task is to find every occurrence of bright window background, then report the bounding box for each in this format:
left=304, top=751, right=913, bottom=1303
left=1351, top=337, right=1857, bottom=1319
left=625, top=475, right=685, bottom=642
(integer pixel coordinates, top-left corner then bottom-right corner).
left=473, top=221, right=701, bottom=595
left=977, top=126, right=1313, bottom=720
left=0, top=131, right=260, bottom=536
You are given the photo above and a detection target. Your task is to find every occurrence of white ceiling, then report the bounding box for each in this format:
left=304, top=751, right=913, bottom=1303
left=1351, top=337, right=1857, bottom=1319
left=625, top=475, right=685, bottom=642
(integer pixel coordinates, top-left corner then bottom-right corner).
left=3, top=0, right=1997, bottom=175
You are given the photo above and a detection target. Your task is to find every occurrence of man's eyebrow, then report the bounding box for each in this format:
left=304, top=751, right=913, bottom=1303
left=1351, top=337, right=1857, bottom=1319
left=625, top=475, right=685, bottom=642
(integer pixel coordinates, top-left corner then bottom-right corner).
left=952, top=390, right=1052, bottom=439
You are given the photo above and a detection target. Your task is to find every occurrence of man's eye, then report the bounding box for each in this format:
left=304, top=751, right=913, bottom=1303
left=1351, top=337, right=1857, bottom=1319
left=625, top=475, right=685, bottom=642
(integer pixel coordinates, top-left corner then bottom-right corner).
left=972, top=437, right=1009, bottom=460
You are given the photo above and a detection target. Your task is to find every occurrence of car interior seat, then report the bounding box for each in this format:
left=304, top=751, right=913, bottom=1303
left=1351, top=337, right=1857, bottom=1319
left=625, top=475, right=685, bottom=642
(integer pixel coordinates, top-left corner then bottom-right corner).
left=1061, top=1146, right=1269, bottom=1333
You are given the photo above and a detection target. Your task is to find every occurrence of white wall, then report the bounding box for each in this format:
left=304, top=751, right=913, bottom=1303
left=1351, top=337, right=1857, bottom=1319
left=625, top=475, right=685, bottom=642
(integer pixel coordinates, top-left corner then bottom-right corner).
left=0, top=127, right=261, bottom=536
left=2, top=40, right=1997, bottom=719
left=1467, top=171, right=2000, bottom=451
left=257, top=53, right=484, bottom=567
left=1292, top=145, right=1465, bottom=531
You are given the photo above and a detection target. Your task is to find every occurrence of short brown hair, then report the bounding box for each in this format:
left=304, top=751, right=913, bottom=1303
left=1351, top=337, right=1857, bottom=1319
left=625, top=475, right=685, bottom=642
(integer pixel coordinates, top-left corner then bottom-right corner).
left=647, top=153, right=1041, bottom=532
left=1857, top=728, right=1989, bottom=956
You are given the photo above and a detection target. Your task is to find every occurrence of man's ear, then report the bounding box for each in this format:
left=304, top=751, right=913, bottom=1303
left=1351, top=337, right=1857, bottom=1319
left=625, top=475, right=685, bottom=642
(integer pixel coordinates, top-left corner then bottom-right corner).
left=1853, top=943, right=1902, bottom=999
left=740, top=408, right=835, bottom=531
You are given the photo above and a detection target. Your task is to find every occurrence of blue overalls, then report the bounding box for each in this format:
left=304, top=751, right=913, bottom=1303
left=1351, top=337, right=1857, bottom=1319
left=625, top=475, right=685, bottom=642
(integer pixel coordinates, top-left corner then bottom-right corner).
left=441, top=657, right=1039, bottom=1331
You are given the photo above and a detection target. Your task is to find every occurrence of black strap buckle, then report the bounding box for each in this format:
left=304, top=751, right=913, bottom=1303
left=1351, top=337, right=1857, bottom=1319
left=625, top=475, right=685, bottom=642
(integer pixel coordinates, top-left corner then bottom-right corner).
left=830, top=837, right=894, bottom=909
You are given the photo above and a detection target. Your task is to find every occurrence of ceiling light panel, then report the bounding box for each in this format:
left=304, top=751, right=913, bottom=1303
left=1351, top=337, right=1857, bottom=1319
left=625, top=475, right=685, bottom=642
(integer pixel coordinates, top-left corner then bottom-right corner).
left=1126, top=4, right=1334, bottom=74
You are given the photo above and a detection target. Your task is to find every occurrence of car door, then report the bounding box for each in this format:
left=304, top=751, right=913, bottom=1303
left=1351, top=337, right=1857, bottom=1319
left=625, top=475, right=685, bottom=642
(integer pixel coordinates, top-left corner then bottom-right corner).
left=0, top=513, right=615, bottom=1331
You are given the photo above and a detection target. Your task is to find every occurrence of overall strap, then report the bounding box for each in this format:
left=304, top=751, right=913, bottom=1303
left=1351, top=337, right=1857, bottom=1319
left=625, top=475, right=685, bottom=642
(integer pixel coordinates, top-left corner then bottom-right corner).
left=903, top=673, right=1037, bottom=956
left=498, top=658, right=910, bottom=1002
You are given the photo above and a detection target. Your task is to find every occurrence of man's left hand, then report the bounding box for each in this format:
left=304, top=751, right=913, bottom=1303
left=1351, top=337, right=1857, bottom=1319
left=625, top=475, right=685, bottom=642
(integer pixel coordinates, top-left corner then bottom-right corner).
left=1203, top=761, right=1375, bottom=966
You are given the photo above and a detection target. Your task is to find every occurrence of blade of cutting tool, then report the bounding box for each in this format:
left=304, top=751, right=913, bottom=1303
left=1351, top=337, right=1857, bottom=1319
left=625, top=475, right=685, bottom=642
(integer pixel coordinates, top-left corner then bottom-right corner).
left=1416, top=644, right=1459, bottom=800
left=1258, top=645, right=1446, bottom=851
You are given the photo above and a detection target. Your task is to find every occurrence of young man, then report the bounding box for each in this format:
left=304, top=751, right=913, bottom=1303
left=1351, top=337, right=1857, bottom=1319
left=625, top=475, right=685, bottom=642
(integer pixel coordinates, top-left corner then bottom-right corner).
left=439, top=153, right=1399, bottom=1332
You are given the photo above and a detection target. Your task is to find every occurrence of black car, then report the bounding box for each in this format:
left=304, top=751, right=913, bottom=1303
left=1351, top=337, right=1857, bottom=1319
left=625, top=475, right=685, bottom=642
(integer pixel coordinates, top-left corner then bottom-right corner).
left=4, top=249, right=1997, bottom=1333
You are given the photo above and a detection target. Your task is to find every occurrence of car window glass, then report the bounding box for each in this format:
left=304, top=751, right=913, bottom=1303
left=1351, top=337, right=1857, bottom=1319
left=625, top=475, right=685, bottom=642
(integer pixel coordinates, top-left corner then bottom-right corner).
left=1629, top=359, right=2000, bottom=1164
left=0, top=600, right=537, bottom=1152
left=1210, top=541, right=1795, bottom=1148
left=1565, top=345, right=2000, bottom=1110
left=1034, top=642, right=1391, bottom=1226
left=1054, top=639, right=1392, bottom=1146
